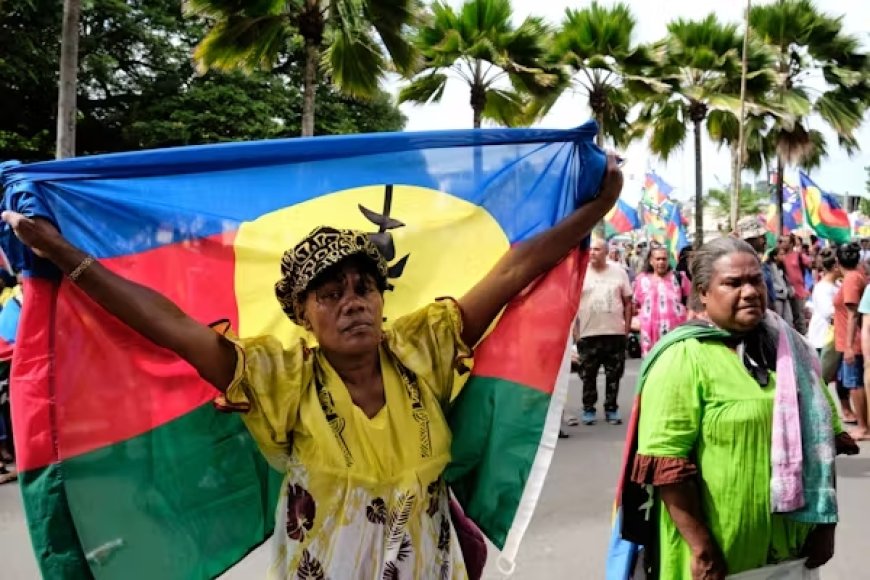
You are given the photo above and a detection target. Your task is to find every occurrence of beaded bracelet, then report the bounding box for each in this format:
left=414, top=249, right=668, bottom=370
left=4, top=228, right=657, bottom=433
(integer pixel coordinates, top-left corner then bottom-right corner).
left=68, top=255, right=95, bottom=282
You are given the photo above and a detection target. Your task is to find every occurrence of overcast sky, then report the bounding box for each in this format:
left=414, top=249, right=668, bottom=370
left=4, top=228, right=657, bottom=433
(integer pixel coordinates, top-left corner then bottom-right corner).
left=385, top=0, right=869, bottom=203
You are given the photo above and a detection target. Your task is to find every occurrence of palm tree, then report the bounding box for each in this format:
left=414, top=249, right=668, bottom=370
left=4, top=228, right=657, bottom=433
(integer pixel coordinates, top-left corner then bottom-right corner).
left=703, top=37, right=779, bottom=214
left=706, top=184, right=767, bottom=219
left=750, top=0, right=868, bottom=233
left=56, top=0, right=81, bottom=158
left=398, top=0, right=556, bottom=128
left=540, top=2, right=663, bottom=148
left=188, top=0, right=418, bottom=137
left=632, top=15, right=746, bottom=245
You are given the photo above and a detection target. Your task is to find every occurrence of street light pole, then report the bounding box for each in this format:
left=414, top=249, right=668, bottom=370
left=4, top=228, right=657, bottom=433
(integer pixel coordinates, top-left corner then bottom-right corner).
left=732, top=0, right=751, bottom=231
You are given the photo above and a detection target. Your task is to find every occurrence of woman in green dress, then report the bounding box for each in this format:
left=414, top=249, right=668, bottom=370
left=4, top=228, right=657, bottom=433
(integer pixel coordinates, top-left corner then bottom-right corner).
left=626, top=237, right=859, bottom=579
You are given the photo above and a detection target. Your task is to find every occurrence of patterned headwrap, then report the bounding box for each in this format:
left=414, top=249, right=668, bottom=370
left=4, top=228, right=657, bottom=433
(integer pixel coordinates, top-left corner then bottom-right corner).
left=275, top=226, right=389, bottom=324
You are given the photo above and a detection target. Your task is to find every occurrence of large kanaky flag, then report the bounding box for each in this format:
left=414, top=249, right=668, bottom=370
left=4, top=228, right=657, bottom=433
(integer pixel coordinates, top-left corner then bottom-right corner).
left=0, top=124, right=606, bottom=579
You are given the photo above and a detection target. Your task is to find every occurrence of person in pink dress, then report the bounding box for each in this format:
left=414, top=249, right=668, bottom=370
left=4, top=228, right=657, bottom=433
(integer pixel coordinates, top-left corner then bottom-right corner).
left=633, top=246, right=692, bottom=356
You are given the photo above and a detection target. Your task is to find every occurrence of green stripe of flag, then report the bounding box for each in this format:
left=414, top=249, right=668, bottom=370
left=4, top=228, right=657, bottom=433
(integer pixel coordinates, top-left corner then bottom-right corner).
left=810, top=222, right=850, bottom=245
left=22, top=403, right=282, bottom=579
left=20, top=464, right=92, bottom=579
left=445, top=375, right=553, bottom=548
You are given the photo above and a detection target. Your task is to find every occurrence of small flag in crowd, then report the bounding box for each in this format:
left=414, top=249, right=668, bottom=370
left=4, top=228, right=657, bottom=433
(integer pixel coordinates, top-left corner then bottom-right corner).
left=664, top=203, right=689, bottom=265
left=639, top=203, right=666, bottom=244
left=799, top=171, right=850, bottom=244
left=642, top=172, right=673, bottom=206
left=604, top=199, right=641, bottom=239
left=852, top=214, right=870, bottom=238
left=765, top=182, right=804, bottom=235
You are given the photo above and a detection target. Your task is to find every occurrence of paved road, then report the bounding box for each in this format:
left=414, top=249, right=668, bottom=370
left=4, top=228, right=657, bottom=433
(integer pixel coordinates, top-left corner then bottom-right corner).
left=2, top=359, right=869, bottom=578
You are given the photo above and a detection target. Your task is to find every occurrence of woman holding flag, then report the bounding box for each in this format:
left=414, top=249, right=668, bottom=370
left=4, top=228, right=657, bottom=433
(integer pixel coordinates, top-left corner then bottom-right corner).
left=1, top=155, right=623, bottom=579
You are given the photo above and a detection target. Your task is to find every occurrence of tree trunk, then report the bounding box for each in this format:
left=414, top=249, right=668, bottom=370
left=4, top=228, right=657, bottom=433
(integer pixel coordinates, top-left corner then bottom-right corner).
left=470, top=79, right=485, bottom=129
left=593, top=112, right=606, bottom=238
left=694, top=119, right=704, bottom=246
left=730, top=140, right=740, bottom=230
left=56, top=0, right=81, bottom=159
left=775, top=156, right=785, bottom=235
left=596, top=112, right=605, bottom=148
left=733, top=0, right=751, bottom=232
left=301, top=38, right=319, bottom=137
left=299, top=0, right=323, bottom=137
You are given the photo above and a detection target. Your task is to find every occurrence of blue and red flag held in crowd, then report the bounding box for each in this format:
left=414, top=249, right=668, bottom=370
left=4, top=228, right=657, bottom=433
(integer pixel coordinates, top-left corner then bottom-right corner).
left=605, top=199, right=642, bottom=239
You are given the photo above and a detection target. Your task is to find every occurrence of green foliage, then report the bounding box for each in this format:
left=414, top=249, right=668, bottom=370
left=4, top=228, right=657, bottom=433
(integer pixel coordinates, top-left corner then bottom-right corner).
left=635, top=15, right=746, bottom=157
left=749, top=0, right=868, bottom=167
left=537, top=1, right=662, bottom=146
left=633, top=14, right=757, bottom=243
left=0, top=0, right=405, bottom=161
left=399, top=0, right=557, bottom=127
left=706, top=185, right=768, bottom=219
left=189, top=0, right=418, bottom=99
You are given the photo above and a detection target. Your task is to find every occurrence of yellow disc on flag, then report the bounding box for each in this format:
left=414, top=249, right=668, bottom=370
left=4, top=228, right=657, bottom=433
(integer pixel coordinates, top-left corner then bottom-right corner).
left=233, top=185, right=509, bottom=346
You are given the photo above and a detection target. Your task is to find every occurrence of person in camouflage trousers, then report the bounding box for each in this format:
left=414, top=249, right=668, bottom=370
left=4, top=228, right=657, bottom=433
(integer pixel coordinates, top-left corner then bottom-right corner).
left=571, top=239, right=632, bottom=426
left=576, top=335, right=626, bottom=424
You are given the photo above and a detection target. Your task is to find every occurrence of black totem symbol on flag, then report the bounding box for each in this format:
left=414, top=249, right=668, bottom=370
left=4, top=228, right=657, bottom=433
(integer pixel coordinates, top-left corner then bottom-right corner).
left=358, top=184, right=410, bottom=292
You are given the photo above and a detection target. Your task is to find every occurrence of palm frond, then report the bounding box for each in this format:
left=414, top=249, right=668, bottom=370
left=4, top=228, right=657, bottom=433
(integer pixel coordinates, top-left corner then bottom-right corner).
left=647, top=100, right=687, bottom=160
left=798, top=129, right=828, bottom=170
left=402, top=0, right=558, bottom=125
left=184, top=0, right=286, bottom=19
left=706, top=109, right=739, bottom=145
left=193, top=15, right=290, bottom=74
left=814, top=90, right=864, bottom=140
left=750, top=0, right=867, bottom=166
left=324, top=27, right=386, bottom=97
left=774, top=122, right=816, bottom=165
left=363, top=0, right=420, bottom=74
left=481, top=88, right=529, bottom=127
left=397, top=72, right=448, bottom=104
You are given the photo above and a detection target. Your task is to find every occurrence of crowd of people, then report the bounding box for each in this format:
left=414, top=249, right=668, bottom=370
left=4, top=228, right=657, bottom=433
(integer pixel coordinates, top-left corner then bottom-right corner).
left=567, top=218, right=870, bottom=444
left=570, top=216, right=863, bottom=579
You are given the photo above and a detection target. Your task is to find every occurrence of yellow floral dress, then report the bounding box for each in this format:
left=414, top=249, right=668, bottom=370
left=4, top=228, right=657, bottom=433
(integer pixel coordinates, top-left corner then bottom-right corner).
left=219, top=299, right=472, bottom=579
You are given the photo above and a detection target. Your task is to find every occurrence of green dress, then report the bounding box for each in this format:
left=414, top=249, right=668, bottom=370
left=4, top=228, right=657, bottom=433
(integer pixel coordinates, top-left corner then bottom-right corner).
left=637, top=338, right=815, bottom=579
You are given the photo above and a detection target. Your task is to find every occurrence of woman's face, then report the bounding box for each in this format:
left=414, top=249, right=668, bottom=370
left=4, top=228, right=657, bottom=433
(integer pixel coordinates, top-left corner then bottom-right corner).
left=301, top=261, right=384, bottom=357
left=650, top=249, right=669, bottom=275
left=701, top=252, right=766, bottom=333
left=774, top=248, right=785, bottom=263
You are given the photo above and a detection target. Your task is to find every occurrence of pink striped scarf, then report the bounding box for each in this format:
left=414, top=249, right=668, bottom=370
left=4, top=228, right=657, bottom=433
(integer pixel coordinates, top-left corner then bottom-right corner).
left=770, top=315, right=837, bottom=522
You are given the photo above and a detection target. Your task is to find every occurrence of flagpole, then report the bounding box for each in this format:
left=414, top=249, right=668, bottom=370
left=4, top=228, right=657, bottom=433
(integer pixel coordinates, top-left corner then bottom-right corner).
left=732, top=0, right=751, bottom=232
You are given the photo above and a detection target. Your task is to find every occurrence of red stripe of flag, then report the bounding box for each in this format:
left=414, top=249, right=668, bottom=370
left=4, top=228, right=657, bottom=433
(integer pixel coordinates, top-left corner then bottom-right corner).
left=473, top=249, right=586, bottom=394
left=13, top=233, right=238, bottom=472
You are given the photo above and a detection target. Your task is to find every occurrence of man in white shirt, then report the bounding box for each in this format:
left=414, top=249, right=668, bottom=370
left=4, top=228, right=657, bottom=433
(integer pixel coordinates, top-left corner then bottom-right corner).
left=572, top=238, right=633, bottom=425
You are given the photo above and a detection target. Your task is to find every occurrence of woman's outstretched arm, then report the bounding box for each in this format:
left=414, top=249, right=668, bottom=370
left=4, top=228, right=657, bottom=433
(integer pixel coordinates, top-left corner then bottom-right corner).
left=457, top=154, right=622, bottom=347
left=1, top=211, right=237, bottom=391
